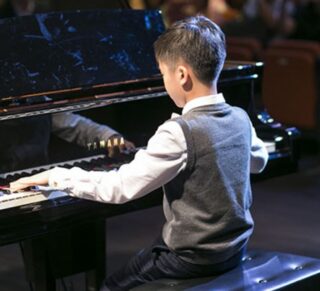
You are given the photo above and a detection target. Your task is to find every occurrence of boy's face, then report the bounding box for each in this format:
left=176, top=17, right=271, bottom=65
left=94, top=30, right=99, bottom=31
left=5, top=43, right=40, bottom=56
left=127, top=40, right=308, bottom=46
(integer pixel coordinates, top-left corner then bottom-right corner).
left=158, top=61, right=186, bottom=108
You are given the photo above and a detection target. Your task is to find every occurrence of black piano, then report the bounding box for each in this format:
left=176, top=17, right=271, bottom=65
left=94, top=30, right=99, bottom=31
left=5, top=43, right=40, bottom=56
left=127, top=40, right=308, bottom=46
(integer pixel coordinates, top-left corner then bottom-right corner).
left=0, top=9, right=299, bottom=290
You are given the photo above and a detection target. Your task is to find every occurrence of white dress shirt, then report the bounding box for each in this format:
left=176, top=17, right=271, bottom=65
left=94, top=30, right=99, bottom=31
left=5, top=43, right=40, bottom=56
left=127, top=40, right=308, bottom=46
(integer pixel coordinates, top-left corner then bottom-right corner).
left=49, top=94, right=268, bottom=204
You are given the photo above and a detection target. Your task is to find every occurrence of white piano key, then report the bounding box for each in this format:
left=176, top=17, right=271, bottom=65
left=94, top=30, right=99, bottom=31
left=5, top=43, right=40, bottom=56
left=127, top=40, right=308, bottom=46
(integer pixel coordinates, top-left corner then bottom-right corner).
left=0, top=190, right=68, bottom=210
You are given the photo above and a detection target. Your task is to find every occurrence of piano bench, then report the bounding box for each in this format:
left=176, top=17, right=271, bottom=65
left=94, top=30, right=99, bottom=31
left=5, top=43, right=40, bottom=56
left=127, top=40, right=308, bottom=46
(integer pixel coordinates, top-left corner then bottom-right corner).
left=132, top=249, right=320, bottom=290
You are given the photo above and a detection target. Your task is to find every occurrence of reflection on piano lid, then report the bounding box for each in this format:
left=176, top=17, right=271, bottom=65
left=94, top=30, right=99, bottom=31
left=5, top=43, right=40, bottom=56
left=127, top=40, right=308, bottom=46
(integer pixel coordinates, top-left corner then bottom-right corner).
left=0, top=9, right=265, bottom=122
left=0, top=9, right=166, bottom=120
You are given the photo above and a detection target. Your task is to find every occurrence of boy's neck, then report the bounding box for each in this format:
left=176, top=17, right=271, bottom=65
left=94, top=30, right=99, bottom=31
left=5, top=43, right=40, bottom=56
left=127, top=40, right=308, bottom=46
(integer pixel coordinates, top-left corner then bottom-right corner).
left=185, top=82, right=218, bottom=103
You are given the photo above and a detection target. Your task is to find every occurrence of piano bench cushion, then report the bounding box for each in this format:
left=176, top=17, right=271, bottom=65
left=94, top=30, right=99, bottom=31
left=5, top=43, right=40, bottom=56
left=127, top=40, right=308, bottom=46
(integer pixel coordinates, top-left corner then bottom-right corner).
left=132, top=249, right=320, bottom=290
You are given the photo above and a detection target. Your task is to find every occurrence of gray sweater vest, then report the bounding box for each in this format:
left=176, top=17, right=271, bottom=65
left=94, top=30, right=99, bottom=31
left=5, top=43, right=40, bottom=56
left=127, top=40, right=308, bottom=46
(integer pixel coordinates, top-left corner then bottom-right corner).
left=162, top=102, right=254, bottom=265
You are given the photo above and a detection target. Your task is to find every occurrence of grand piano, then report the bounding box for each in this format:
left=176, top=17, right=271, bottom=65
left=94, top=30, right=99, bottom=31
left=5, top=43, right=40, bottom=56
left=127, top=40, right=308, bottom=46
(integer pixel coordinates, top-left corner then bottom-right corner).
left=0, top=9, right=300, bottom=290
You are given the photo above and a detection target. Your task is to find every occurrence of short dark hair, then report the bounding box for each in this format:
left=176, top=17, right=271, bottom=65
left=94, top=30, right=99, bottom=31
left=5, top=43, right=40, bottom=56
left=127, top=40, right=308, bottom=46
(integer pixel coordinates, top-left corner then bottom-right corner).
left=154, top=16, right=226, bottom=85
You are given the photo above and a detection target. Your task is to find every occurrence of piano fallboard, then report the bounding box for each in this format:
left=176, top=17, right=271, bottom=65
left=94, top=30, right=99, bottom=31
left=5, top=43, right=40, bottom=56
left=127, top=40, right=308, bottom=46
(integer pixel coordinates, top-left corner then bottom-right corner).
left=0, top=186, right=163, bottom=247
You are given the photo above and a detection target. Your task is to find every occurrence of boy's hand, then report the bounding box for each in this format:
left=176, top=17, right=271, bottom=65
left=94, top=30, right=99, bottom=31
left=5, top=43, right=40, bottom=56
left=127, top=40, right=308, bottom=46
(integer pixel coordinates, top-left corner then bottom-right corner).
left=9, top=170, right=50, bottom=192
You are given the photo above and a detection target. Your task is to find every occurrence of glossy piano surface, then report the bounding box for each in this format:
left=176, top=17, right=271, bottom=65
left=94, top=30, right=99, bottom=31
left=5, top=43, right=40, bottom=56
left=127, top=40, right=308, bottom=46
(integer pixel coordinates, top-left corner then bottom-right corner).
left=0, top=9, right=165, bottom=120
left=0, top=10, right=299, bottom=246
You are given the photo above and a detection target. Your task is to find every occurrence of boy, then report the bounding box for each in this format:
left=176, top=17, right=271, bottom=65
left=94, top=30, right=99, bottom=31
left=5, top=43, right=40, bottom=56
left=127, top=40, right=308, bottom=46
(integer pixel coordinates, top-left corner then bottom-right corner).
left=10, top=16, right=268, bottom=291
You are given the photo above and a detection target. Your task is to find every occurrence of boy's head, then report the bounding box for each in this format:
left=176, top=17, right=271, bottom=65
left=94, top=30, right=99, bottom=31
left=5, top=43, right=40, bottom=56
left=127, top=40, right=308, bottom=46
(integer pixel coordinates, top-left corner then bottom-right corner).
left=154, top=16, right=226, bottom=86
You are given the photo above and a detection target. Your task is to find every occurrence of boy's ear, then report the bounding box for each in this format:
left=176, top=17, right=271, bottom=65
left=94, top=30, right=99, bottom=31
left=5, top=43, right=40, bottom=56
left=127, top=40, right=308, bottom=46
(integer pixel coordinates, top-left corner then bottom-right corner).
left=177, top=65, right=188, bottom=86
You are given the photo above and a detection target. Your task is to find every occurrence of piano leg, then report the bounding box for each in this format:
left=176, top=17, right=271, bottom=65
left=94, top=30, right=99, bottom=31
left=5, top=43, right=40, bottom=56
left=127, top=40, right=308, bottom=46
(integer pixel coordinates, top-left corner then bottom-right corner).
left=21, top=220, right=106, bottom=291
left=85, top=220, right=106, bottom=291
left=21, top=237, right=56, bottom=291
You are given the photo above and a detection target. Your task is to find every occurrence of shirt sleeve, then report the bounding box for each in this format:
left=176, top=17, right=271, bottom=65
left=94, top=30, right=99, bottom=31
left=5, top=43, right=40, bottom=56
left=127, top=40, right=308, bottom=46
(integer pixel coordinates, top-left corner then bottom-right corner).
left=51, top=112, right=118, bottom=147
left=48, top=120, right=187, bottom=204
left=250, top=124, right=269, bottom=173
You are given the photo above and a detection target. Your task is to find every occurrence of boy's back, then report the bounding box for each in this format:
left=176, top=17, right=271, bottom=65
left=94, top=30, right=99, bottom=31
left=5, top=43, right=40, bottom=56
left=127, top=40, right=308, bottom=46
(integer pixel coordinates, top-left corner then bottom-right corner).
left=163, top=101, right=254, bottom=265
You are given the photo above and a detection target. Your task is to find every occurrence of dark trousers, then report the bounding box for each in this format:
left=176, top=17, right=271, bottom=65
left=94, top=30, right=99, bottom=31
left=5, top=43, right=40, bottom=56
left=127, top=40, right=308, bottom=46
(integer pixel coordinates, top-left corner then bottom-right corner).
left=100, top=238, right=245, bottom=291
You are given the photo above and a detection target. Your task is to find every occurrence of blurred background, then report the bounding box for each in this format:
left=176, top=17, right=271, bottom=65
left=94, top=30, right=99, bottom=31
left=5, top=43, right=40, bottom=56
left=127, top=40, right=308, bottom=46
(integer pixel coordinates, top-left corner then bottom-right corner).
left=0, top=0, right=318, bottom=41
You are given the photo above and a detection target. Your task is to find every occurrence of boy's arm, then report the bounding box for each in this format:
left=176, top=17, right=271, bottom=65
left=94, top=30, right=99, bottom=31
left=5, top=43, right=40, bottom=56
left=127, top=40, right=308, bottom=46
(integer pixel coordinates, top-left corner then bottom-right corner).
left=250, top=125, right=269, bottom=174
left=49, top=121, right=187, bottom=204
left=11, top=121, right=187, bottom=203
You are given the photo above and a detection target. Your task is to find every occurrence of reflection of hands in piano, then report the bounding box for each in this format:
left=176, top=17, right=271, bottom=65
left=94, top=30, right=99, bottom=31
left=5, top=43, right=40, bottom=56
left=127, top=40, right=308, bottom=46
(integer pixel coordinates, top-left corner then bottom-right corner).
left=87, top=135, right=136, bottom=159
left=9, top=170, right=51, bottom=193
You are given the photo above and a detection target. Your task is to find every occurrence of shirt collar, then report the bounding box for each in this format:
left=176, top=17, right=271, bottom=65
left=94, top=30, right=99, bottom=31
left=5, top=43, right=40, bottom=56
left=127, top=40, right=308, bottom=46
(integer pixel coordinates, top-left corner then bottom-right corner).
left=182, top=93, right=225, bottom=115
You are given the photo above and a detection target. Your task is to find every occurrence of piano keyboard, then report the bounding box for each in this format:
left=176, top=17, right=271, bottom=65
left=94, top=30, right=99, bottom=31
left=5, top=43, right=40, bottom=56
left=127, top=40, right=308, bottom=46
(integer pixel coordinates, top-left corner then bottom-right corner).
left=0, top=153, right=129, bottom=210
left=0, top=154, right=106, bottom=210
left=0, top=190, right=68, bottom=210
left=0, top=154, right=107, bottom=181
left=0, top=146, right=142, bottom=181
left=0, top=145, right=145, bottom=210
left=0, top=141, right=276, bottom=211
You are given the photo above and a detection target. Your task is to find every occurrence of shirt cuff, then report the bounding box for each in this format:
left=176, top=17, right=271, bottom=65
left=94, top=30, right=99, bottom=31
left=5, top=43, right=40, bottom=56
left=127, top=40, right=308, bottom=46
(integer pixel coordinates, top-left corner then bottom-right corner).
left=48, top=167, right=73, bottom=189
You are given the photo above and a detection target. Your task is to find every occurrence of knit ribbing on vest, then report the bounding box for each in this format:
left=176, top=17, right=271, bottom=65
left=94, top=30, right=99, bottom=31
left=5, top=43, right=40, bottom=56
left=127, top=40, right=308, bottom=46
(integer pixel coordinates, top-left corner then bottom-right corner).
left=162, top=103, right=254, bottom=265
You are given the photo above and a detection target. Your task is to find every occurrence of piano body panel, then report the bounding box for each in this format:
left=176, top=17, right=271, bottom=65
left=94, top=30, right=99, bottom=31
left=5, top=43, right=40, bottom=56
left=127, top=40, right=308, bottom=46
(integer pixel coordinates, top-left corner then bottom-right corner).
left=0, top=188, right=164, bottom=247
left=0, top=187, right=163, bottom=290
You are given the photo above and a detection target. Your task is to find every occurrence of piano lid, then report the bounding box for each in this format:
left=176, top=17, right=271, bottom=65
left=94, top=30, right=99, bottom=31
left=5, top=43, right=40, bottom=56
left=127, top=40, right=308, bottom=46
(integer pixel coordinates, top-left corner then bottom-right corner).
left=0, top=9, right=165, bottom=120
